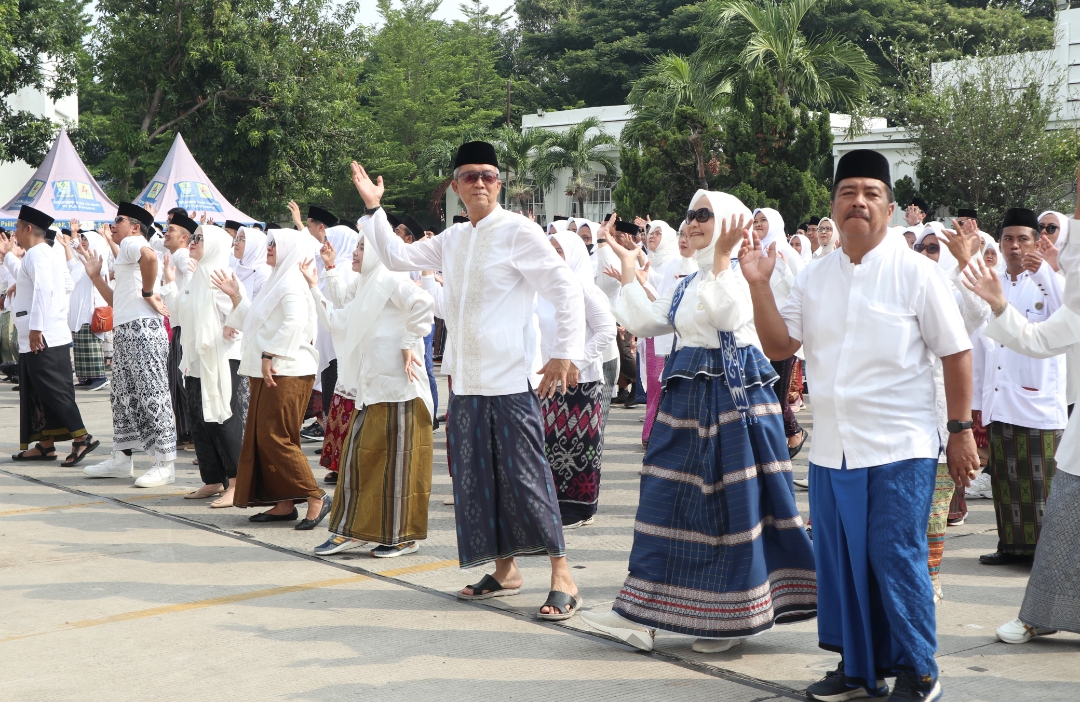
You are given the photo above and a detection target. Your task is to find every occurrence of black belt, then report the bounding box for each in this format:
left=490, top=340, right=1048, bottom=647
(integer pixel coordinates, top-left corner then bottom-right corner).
left=15, top=311, right=27, bottom=317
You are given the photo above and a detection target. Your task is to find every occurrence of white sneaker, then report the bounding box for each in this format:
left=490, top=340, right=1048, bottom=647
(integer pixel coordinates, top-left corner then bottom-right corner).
left=995, top=617, right=1057, bottom=644
left=966, top=472, right=993, bottom=499
left=693, top=637, right=743, bottom=653
left=134, top=461, right=175, bottom=488
left=580, top=609, right=656, bottom=651
left=84, top=451, right=134, bottom=478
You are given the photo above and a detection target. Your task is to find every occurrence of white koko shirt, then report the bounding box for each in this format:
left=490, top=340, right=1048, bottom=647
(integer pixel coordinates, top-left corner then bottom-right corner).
left=360, top=206, right=585, bottom=396
left=780, top=233, right=971, bottom=469
left=112, top=235, right=163, bottom=327
left=13, top=242, right=74, bottom=352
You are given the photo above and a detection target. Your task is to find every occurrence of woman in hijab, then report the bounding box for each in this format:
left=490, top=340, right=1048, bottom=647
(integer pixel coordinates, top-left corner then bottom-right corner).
left=230, top=226, right=271, bottom=300
left=751, top=208, right=808, bottom=457
left=814, top=217, right=839, bottom=258
left=300, top=234, right=435, bottom=558
left=788, top=233, right=812, bottom=265
left=637, top=220, right=680, bottom=445
left=64, top=225, right=111, bottom=391
left=539, top=231, right=617, bottom=529
left=211, top=229, right=329, bottom=529
left=1038, top=211, right=1069, bottom=273
left=581, top=190, right=816, bottom=654
left=162, top=225, right=246, bottom=506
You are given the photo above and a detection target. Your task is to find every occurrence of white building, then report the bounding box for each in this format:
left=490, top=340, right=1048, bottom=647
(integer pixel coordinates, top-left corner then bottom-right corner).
left=0, top=73, right=79, bottom=206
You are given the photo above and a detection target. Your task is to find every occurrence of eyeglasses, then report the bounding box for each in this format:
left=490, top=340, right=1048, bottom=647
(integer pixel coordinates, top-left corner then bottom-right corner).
left=684, top=208, right=715, bottom=224
left=1039, top=223, right=1059, bottom=234
left=914, top=243, right=940, bottom=254
left=266, top=240, right=277, bottom=248
left=456, top=170, right=500, bottom=185
left=233, top=235, right=245, bottom=243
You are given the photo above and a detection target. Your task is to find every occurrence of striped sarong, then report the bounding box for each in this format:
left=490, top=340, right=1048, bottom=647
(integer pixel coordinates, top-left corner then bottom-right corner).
left=988, top=422, right=1060, bottom=556
left=72, top=323, right=105, bottom=380
left=927, top=463, right=953, bottom=597
left=1019, top=471, right=1080, bottom=634
left=613, top=344, right=817, bottom=639
left=328, top=398, right=433, bottom=546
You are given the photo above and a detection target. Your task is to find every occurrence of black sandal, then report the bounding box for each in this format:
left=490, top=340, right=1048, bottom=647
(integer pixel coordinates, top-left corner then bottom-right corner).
left=537, top=590, right=582, bottom=621
left=61, top=437, right=100, bottom=467
left=788, top=428, right=809, bottom=459
left=456, top=573, right=521, bottom=601
left=12, top=442, right=57, bottom=461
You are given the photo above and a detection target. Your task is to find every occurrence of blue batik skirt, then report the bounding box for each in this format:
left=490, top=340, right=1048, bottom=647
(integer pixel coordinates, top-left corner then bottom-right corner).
left=613, top=344, right=818, bottom=638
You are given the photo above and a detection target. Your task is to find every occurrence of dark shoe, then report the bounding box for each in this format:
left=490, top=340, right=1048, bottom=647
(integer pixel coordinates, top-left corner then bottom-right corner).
left=324, top=471, right=338, bottom=484
left=946, top=516, right=965, bottom=526
left=623, top=387, right=638, bottom=409
left=806, top=660, right=888, bottom=701
left=979, top=551, right=1034, bottom=566
left=371, top=541, right=419, bottom=558
left=615, top=388, right=629, bottom=405
left=887, top=671, right=941, bottom=701
left=249, top=508, right=298, bottom=522
left=432, top=417, right=441, bottom=431
left=61, top=437, right=100, bottom=467
left=85, top=378, right=110, bottom=391
left=314, top=447, right=322, bottom=455
left=300, top=421, right=324, bottom=443
left=788, top=428, right=809, bottom=459
left=12, top=442, right=58, bottom=461
left=295, top=495, right=333, bottom=530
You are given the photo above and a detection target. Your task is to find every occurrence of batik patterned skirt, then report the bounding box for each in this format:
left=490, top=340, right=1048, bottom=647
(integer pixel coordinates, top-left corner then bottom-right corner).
left=1019, top=471, right=1080, bottom=634
left=328, top=398, right=433, bottom=545
left=320, top=392, right=355, bottom=472
left=112, top=318, right=176, bottom=462
left=543, top=380, right=604, bottom=521
left=988, top=422, right=1060, bottom=556
left=72, top=323, right=106, bottom=380
left=613, top=344, right=817, bottom=638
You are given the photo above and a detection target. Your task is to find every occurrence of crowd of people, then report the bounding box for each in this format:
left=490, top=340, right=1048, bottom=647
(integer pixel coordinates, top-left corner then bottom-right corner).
left=2, top=141, right=1079, bottom=702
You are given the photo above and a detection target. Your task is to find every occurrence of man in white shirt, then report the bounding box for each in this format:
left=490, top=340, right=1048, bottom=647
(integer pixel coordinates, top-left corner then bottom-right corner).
left=82, top=202, right=177, bottom=488
left=971, top=207, right=1066, bottom=566
left=351, top=141, right=587, bottom=620
left=905, top=196, right=929, bottom=227
left=741, top=150, right=979, bottom=702
left=9, top=206, right=97, bottom=466
left=162, top=213, right=196, bottom=448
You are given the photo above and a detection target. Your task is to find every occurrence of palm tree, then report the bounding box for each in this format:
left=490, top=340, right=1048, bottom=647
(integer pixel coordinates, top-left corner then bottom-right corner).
left=494, top=126, right=553, bottom=212
left=625, top=53, right=730, bottom=189
left=697, top=0, right=879, bottom=112
left=535, top=116, right=617, bottom=218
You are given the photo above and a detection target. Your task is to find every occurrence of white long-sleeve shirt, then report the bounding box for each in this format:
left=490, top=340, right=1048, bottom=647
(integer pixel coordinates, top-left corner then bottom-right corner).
left=14, top=242, right=73, bottom=352
left=538, top=286, right=616, bottom=384
left=160, top=280, right=242, bottom=376
left=361, top=206, right=585, bottom=396
left=225, top=292, right=319, bottom=378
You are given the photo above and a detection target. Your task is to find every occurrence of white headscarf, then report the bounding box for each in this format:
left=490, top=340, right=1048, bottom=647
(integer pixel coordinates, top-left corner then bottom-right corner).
left=323, top=224, right=359, bottom=290
left=980, top=232, right=1006, bottom=275
left=753, top=207, right=804, bottom=277
left=547, top=219, right=569, bottom=236
left=915, top=222, right=959, bottom=274
left=689, top=189, right=754, bottom=271
left=242, top=228, right=316, bottom=346
left=68, top=229, right=112, bottom=333
left=230, top=226, right=271, bottom=300
left=789, top=234, right=812, bottom=264
left=645, top=220, right=679, bottom=271
left=1038, top=210, right=1069, bottom=247
left=177, top=226, right=234, bottom=423
left=815, top=217, right=839, bottom=257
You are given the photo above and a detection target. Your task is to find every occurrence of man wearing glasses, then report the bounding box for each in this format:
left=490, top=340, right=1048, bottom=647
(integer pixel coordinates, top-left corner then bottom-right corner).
left=350, top=141, right=587, bottom=621
left=82, top=202, right=178, bottom=488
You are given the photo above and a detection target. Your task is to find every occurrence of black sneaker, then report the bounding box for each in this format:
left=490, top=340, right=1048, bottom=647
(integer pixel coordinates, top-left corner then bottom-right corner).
left=324, top=471, right=338, bottom=484
left=887, top=672, right=940, bottom=701
left=300, top=421, right=324, bottom=443
left=433, top=417, right=441, bottom=431
left=806, top=661, right=888, bottom=701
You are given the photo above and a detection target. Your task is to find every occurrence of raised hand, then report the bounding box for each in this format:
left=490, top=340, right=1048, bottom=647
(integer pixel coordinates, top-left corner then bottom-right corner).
left=69, top=218, right=81, bottom=235
left=299, top=258, right=319, bottom=288
left=82, top=250, right=105, bottom=279
left=1038, top=235, right=1060, bottom=272
left=162, top=253, right=175, bottom=284
left=714, top=213, right=751, bottom=275
left=210, top=269, right=242, bottom=300
left=287, top=201, right=303, bottom=230
left=738, top=232, right=777, bottom=285
left=961, top=256, right=1006, bottom=311
left=319, top=240, right=336, bottom=269
left=351, top=162, right=385, bottom=208
left=1022, top=251, right=1044, bottom=274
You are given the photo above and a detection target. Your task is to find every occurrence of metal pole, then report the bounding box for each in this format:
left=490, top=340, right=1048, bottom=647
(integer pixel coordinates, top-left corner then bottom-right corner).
left=506, top=79, right=511, bottom=127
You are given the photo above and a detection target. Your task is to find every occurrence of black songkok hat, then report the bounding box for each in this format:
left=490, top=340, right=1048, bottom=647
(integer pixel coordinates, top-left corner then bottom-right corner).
left=307, top=206, right=337, bottom=227
left=45, top=228, right=57, bottom=242
left=403, top=216, right=425, bottom=240
left=808, top=216, right=821, bottom=225
left=117, top=202, right=154, bottom=227
left=553, top=215, right=569, bottom=221
left=452, top=215, right=469, bottom=224
left=1001, top=207, right=1040, bottom=232
left=910, top=197, right=929, bottom=213
left=385, top=212, right=402, bottom=230
left=614, top=220, right=640, bottom=235
left=224, top=219, right=242, bottom=231
left=833, top=149, right=892, bottom=192
left=252, top=222, right=266, bottom=231
left=957, top=208, right=978, bottom=219
left=263, top=222, right=280, bottom=231
left=171, top=214, right=199, bottom=236
left=18, top=205, right=54, bottom=232
left=452, top=140, right=499, bottom=170
left=797, top=222, right=809, bottom=231
left=338, top=219, right=358, bottom=233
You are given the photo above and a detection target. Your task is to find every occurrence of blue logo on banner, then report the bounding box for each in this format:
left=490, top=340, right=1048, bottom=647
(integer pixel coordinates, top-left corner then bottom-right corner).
left=174, top=181, right=223, bottom=212
left=51, top=180, right=106, bottom=213
left=11, top=179, right=46, bottom=207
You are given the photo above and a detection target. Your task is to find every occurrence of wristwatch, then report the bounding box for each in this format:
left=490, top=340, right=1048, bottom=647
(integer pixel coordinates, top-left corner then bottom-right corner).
left=365, top=205, right=381, bottom=216
left=261, top=353, right=274, bottom=361
left=947, top=420, right=974, bottom=433
left=141, top=290, right=154, bottom=298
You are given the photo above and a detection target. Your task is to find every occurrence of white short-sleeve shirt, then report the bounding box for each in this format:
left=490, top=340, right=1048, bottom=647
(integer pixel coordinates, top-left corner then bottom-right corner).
left=781, top=234, right=972, bottom=469
left=112, top=235, right=163, bottom=327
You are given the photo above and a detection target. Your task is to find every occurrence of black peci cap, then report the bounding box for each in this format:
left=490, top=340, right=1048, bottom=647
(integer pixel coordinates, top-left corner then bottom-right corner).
left=224, top=219, right=242, bottom=231
left=18, top=205, right=54, bottom=232
left=171, top=214, right=199, bottom=235
left=452, top=141, right=499, bottom=170
left=833, top=149, right=892, bottom=192
left=307, top=206, right=337, bottom=227
left=957, top=208, right=978, bottom=219
left=117, top=202, right=154, bottom=227
left=1001, top=207, right=1040, bottom=232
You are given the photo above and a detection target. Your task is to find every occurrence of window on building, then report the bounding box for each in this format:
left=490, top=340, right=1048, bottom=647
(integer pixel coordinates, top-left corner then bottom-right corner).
left=571, top=174, right=614, bottom=222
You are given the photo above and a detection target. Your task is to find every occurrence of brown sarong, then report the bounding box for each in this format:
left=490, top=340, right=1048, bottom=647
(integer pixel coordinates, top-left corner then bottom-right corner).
left=234, top=375, right=324, bottom=507
left=328, top=398, right=433, bottom=545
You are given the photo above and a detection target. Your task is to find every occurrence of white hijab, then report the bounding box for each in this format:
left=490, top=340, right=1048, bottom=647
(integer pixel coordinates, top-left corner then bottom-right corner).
left=645, top=220, right=679, bottom=271
left=547, top=219, right=569, bottom=235
left=814, top=217, right=839, bottom=257
left=230, top=226, right=271, bottom=299
left=689, top=189, right=753, bottom=271
left=790, top=233, right=813, bottom=264
left=915, top=222, right=959, bottom=274
left=323, top=224, right=359, bottom=292
left=753, top=207, right=804, bottom=277
left=980, top=232, right=1006, bottom=275
left=69, top=230, right=112, bottom=331
left=242, top=228, right=316, bottom=346
left=177, top=226, right=234, bottom=423
left=1038, top=210, right=1069, bottom=247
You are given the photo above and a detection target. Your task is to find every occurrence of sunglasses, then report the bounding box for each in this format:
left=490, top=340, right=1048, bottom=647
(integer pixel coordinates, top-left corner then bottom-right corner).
left=1039, top=223, right=1059, bottom=234
left=684, top=208, right=715, bottom=224
left=456, top=170, right=500, bottom=185
left=914, top=243, right=940, bottom=254
left=113, top=216, right=131, bottom=225
left=190, top=234, right=203, bottom=245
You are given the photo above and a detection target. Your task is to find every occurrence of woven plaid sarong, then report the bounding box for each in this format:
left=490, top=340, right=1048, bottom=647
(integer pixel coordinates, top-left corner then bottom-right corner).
left=73, top=323, right=105, bottom=380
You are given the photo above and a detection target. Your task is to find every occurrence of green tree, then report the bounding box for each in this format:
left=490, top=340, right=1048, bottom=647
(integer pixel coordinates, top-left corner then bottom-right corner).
left=494, top=125, right=553, bottom=210
left=611, top=145, right=678, bottom=221
left=697, top=0, right=879, bottom=112
left=0, top=0, right=88, bottom=165
left=714, top=72, right=833, bottom=229
left=535, top=116, right=617, bottom=217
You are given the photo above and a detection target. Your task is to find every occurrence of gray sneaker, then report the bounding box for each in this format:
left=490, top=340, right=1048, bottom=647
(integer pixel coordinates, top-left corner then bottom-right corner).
left=314, top=535, right=365, bottom=556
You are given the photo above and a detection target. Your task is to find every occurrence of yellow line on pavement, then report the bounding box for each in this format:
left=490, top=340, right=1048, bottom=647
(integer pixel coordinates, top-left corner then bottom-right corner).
left=1, top=574, right=370, bottom=643
left=379, top=559, right=460, bottom=578
left=0, top=501, right=105, bottom=516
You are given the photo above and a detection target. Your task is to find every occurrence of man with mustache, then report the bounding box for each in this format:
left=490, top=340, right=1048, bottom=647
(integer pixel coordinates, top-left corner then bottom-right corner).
left=740, top=149, right=978, bottom=702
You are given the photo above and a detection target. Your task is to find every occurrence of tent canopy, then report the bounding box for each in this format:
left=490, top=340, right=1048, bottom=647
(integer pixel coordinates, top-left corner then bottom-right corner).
left=134, top=133, right=255, bottom=224
left=1, top=129, right=117, bottom=229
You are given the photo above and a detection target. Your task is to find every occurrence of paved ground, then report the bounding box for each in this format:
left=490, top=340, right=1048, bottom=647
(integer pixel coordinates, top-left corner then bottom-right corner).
left=1, top=371, right=1078, bottom=701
